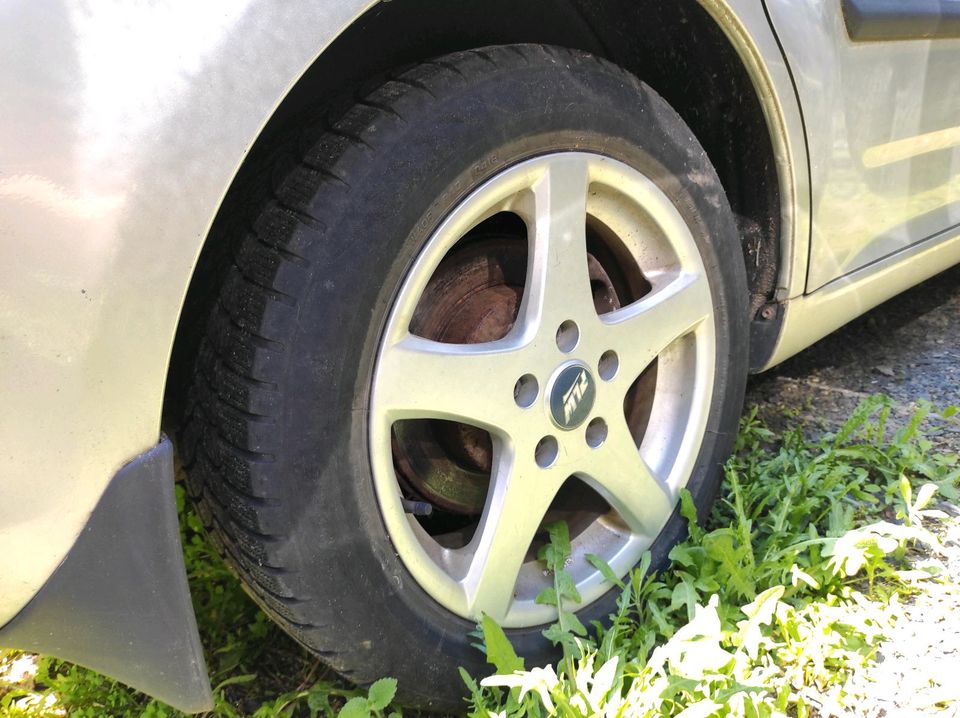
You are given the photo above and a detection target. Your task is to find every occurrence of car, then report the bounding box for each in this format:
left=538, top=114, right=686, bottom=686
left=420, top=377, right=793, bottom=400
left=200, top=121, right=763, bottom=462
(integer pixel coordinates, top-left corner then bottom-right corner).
left=2, top=0, right=959, bottom=712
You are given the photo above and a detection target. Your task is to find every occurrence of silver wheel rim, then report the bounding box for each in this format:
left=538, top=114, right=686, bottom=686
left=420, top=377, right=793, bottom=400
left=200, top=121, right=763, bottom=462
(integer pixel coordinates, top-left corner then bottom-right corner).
left=369, top=152, right=716, bottom=628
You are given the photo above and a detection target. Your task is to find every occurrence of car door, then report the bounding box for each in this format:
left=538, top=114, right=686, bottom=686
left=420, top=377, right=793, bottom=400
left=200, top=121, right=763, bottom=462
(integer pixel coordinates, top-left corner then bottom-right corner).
left=764, top=0, right=960, bottom=291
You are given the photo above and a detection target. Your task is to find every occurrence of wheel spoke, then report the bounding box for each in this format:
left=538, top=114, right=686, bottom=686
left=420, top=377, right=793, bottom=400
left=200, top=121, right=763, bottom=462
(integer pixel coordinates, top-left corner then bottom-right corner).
left=374, top=334, right=523, bottom=434
left=517, top=155, right=595, bottom=333
left=461, top=448, right=559, bottom=621
left=601, top=271, right=711, bottom=382
left=580, top=421, right=675, bottom=537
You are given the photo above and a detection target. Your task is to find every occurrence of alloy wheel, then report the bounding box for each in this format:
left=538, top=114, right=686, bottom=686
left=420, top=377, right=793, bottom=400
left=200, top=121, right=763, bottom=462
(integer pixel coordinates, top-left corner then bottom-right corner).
left=370, top=152, right=716, bottom=627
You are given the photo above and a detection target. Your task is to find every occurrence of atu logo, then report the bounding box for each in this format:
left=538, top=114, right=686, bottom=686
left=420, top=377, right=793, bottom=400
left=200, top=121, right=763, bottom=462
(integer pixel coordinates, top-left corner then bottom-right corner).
left=562, top=369, right=590, bottom=424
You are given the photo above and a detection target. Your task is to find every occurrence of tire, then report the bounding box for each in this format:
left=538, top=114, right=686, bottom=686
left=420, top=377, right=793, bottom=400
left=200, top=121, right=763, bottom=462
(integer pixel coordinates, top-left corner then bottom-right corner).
left=181, top=44, right=749, bottom=711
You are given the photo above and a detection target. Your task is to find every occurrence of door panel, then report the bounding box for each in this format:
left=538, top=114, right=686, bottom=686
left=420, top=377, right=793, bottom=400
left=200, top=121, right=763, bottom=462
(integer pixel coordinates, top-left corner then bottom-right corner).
left=765, top=0, right=960, bottom=291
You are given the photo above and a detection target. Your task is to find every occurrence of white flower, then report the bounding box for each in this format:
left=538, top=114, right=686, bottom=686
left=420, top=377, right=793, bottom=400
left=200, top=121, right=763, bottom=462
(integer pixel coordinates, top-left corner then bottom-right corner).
left=481, top=665, right=560, bottom=713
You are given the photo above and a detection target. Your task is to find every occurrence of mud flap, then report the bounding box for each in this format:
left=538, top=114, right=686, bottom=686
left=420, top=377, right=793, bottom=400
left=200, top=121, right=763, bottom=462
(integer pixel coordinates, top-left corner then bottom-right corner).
left=0, top=437, right=213, bottom=713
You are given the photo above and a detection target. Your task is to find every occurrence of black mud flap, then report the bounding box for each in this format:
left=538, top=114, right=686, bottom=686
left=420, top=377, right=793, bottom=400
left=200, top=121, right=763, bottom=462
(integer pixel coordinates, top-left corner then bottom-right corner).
left=0, top=437, right=214, bottom=713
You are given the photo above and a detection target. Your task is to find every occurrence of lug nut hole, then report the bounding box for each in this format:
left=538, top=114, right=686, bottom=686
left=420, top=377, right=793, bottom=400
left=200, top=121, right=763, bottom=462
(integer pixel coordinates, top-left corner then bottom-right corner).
left=514, top=374, right=539, bottom=408
left=535, top=435, right=559, bottom=468
left=556, top=320, right=580, bottom=353
left=585, top=417, right=608, bottom=448
left=598, top=350, right=619, bottom=380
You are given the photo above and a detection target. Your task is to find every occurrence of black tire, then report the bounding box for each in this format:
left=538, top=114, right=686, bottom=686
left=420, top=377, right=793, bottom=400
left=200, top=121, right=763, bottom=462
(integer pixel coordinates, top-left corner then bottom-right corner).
left=181, top=44, right=749, bottom=711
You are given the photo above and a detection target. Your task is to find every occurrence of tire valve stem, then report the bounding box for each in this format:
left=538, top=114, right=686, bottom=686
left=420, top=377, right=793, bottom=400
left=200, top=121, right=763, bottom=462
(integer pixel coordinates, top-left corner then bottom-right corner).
left=401, top=499, right=434, bottom=517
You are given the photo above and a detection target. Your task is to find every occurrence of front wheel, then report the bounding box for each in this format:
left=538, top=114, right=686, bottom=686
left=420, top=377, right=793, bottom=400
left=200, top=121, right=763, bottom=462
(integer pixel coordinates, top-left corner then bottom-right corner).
left=182, top=43, right=749, bottom=711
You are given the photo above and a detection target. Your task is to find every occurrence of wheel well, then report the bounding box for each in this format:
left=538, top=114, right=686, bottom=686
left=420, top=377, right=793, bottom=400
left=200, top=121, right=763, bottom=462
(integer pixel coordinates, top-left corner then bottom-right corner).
left=164, top=0, right=781, bottom=426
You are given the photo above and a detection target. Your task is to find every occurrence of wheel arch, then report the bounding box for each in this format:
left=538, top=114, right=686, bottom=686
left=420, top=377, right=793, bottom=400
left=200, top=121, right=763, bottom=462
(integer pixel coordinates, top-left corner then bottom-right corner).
left=164, top=0, right=806, bottom=428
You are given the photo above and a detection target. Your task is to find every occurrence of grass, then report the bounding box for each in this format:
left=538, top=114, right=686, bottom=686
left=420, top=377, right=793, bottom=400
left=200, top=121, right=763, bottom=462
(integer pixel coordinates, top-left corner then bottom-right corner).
left=2, top=395, right=958, bottom=717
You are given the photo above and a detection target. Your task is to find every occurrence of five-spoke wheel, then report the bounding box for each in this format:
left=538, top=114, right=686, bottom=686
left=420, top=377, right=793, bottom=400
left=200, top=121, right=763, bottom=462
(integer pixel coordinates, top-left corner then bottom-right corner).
left=372, top=153, right=716, bottom=626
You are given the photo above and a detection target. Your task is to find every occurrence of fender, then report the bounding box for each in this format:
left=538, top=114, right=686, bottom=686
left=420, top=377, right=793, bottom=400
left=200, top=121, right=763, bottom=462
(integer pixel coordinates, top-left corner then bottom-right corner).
left=0, top=0, right=376, bottom=630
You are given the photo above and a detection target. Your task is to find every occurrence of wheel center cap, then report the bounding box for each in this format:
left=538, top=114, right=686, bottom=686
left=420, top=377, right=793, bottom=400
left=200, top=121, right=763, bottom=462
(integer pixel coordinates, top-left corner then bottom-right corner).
left=549, top=364, right=596, bottom=430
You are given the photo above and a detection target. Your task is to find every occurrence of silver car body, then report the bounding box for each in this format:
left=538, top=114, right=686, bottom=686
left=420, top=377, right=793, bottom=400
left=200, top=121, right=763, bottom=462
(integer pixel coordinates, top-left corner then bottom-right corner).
left=1, top=0, right=958, bottom=711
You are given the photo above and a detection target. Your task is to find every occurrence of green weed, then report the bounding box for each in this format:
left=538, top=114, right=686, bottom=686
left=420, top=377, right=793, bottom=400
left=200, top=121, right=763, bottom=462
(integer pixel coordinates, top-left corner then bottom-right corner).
left=1, top=395, right=957, bottom=717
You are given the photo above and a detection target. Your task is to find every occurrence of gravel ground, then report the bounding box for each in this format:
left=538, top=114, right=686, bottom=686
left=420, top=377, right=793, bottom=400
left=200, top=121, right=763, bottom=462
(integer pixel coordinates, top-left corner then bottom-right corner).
left=745, top=264, right=960, bottom=718
left=842, top=509, right=960, bottom=718
left=747, top=265, right=960, bottom=450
